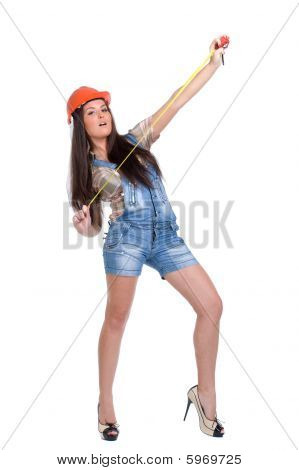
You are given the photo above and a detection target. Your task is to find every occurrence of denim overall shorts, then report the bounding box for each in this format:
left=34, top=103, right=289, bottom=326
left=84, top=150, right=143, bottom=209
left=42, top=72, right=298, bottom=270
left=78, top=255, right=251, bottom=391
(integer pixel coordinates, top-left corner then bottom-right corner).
left=102, top=133, right=199, bottom=279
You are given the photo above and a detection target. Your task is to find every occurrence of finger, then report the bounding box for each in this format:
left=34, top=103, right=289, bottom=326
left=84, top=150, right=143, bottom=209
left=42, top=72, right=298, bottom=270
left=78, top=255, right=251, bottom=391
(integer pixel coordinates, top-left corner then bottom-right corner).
left=210, top=38, right=217, bottom=50
left=75, top=211, right=82, bottom=222
left=82, top=204, right=89, bottom=216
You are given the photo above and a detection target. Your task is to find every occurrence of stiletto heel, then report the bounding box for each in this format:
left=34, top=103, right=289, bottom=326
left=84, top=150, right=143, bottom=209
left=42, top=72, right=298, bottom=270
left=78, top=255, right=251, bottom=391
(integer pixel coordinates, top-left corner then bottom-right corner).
left=183, top=385, right=225, bottom=438
left=97, top=403, right=120, bottom=441
left=183, top=397, right=192, bottom=421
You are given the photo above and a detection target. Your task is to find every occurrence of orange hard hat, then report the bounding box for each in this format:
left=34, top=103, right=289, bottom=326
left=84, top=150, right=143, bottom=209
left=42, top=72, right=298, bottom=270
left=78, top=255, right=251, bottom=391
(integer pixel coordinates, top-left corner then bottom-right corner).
left=66, top=86, right=111, bottom=124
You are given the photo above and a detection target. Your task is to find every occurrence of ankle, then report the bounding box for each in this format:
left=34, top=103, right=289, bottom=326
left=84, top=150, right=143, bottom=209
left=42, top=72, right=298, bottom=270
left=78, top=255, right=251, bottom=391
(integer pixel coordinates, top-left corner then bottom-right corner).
left=99, top=395, right=114, bottom=404
left=197, top=386, right=216, bottom=395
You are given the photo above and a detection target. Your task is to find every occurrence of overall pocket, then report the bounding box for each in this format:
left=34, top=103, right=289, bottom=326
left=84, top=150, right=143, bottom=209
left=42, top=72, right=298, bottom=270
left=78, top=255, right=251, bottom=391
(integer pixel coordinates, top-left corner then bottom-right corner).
left=168, top=221, right=184, bottom=246
left=154, top=176, right=168, bottom=202
left=104, top=222, right=131, bottom=249
left=128, top=181, right=137, bottom=205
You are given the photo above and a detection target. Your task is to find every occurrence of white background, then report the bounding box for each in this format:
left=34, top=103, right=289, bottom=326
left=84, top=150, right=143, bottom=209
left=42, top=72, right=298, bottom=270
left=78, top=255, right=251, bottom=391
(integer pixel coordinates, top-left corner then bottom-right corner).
left=1, top=0, right=299, bottom=468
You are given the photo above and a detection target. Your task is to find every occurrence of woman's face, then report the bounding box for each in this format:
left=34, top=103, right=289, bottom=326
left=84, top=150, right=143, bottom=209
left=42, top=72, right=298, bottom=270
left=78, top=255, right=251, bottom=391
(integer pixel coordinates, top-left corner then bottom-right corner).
left=82, top=98, right=112, bottom=141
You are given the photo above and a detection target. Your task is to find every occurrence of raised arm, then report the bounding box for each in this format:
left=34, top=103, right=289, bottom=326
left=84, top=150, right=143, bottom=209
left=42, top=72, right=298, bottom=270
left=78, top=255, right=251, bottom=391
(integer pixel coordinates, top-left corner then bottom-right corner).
left=150, top=36, right=226, bottom=140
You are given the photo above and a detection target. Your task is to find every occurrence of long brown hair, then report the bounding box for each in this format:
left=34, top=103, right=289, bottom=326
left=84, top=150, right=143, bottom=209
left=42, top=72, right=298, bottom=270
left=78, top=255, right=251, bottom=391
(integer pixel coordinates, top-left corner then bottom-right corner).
left=68, top=100, right=164, bottom=231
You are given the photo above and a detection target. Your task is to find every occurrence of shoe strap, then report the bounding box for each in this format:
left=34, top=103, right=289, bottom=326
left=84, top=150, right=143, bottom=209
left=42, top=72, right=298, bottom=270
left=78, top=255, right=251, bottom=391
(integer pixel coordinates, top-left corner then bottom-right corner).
left=98, top=421, right=120, bottom=432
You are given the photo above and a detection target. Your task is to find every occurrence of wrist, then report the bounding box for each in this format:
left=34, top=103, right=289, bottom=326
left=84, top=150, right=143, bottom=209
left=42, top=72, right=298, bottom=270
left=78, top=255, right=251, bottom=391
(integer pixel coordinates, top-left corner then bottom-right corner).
left=86, top=224, right=100, bottom=237
left=208, top=59, right=221, bottom=71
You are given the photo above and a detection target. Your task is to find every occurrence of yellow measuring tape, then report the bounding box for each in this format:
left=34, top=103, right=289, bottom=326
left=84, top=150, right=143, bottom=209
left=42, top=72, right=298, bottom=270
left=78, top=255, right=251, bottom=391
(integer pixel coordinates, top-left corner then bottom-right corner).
left=88, top=48, right=215, bottom=208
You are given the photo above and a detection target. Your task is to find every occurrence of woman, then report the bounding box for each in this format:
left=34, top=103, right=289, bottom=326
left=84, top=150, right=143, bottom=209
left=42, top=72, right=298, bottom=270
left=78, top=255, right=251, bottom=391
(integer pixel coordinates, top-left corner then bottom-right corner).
left=67, top=36, right=228, bottom=440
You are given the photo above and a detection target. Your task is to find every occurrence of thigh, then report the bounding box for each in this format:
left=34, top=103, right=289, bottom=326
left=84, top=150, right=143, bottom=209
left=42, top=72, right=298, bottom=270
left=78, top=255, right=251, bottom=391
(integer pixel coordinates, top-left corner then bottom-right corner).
left=105, top=273, right=139, bottom=312
left=163, top=263, right=222, bottom=315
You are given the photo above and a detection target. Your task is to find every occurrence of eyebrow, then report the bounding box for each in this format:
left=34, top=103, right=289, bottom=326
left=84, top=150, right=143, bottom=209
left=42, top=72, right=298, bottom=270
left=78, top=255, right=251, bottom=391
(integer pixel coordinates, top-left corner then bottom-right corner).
left=85, top=104, right=107, bottom=112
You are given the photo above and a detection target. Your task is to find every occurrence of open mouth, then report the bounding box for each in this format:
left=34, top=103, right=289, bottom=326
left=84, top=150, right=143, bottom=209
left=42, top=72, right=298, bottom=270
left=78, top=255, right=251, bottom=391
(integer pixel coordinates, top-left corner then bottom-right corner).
left=99, top=123, right=107, bottom=127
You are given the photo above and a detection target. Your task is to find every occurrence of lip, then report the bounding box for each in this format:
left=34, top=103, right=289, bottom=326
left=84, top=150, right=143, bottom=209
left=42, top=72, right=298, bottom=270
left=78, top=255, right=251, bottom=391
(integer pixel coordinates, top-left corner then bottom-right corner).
left=98, top=122, right=107, bottom=127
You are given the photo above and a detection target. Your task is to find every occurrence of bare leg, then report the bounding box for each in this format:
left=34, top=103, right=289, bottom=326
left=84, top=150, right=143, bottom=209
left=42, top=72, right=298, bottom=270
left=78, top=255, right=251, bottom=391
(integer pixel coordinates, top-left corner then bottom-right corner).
left=98, top=273, right=139, bottom=436
left=163, top=263, right=224, bottom=433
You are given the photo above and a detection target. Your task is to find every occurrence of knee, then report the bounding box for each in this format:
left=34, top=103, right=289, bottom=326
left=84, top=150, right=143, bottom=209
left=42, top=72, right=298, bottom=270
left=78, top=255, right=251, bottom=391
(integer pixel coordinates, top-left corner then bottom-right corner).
left=105, top=307, right=130, bottom=331
left=214, top=296, right=223, bottom=320
left=195, top=296, right=223, bottom=322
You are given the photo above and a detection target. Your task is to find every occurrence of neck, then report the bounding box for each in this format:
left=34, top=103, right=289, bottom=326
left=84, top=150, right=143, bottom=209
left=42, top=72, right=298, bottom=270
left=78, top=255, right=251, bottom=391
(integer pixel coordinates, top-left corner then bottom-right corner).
left=90, top=138, right=108, bottom=161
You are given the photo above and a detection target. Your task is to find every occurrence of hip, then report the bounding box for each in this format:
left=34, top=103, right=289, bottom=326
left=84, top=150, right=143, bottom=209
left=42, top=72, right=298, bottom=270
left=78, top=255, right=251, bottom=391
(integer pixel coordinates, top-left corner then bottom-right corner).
left=104, top=218, right=181, bottom=250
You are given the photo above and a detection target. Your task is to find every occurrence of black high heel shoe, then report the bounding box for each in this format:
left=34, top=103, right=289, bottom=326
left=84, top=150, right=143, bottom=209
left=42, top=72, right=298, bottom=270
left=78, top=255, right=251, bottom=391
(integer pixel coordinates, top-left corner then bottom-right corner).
left=183, top=385, right=225, bottom=437
left=97, top=403, right=120, bottom=441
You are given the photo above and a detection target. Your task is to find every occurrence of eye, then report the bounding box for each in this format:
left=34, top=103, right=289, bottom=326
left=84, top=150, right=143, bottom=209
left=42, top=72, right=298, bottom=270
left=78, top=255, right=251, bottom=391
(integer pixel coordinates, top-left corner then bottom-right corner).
left=87, top=108, right=108, bottom=115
